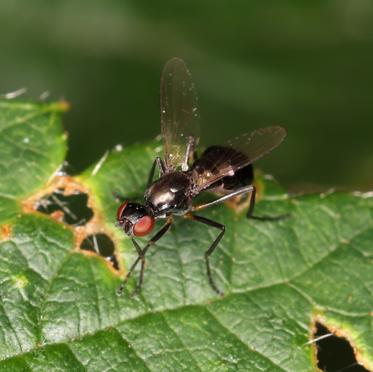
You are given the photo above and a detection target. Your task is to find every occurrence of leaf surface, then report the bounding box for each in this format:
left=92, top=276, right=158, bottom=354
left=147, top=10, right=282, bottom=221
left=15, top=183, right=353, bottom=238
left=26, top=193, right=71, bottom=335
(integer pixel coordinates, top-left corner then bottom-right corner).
left=0, top=100, right=372, bottom=371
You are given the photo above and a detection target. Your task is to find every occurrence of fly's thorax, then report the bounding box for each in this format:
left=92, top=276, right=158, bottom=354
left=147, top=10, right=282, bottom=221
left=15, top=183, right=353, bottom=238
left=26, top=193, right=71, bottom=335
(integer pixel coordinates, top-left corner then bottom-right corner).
left=144, top=171, right=192, bottom=214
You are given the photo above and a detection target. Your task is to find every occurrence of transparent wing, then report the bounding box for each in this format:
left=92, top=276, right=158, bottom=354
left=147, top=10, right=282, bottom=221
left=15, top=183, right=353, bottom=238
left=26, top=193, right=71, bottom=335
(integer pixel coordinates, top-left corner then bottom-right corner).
left=193, top=126, right=287, bottom=192
left=161, top=57, right=200, bottom=171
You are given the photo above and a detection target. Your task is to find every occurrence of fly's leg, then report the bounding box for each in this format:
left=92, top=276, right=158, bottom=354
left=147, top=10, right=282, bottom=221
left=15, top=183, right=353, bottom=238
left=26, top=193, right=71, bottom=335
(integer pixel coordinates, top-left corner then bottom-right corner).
left=147, top=157, right=166, bottom=187
left=247, top=186, right=289, bottom=221
left=117, top=219, right=172, bottom=297
left=112, top=156, right=165, bottom=203
left=181, top=136, right=197, bottom=171
left=192, top=185, right=289, bottom=221
left=117, top=238, right=143, bottom=297
left=192, top=185, right=254, bottom=212
left=188, top=214, right=225, bottom=296
left=112, top=192, right=126, bottom=203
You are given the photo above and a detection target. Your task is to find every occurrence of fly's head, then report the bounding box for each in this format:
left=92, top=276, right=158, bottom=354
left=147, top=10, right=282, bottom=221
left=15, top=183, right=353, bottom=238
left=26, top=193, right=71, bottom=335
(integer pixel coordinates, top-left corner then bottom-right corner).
left=116, top=201, right=155, bottom=237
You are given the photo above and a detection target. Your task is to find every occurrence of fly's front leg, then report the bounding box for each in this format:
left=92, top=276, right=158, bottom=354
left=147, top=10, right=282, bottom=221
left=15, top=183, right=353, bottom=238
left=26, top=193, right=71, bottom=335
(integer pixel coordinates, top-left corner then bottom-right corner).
left=117, top=238, right=143, bottom=297
left=117, top=219, right=172, bottom=297
left=113, top=156, right=165, bottom=205
left=147, top=157, right=166, bottom=187
left=113, top=191, right=126, bottom=204
left=188, top=214, right=225, bottom=296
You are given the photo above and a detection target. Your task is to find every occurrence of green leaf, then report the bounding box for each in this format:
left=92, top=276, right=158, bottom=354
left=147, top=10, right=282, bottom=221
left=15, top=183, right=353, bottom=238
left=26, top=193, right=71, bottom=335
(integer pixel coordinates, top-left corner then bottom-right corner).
left=0, top=100, right=372, bottom=371
left=0, top=101, right=67, bottom=224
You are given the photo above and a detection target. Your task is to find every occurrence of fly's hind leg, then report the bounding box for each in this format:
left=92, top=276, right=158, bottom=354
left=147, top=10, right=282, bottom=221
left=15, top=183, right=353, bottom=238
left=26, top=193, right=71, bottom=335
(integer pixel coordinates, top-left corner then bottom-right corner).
left=193, top=184, right=289, bottom=221
left=193, top=185, right=255, bottom=212
left=247, top=185, right=289, bottom=221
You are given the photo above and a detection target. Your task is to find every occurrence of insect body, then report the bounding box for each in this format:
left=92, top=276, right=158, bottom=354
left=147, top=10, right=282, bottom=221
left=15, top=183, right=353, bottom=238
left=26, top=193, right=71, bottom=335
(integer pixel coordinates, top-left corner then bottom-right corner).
left=116, top=58, right=287, bottom=297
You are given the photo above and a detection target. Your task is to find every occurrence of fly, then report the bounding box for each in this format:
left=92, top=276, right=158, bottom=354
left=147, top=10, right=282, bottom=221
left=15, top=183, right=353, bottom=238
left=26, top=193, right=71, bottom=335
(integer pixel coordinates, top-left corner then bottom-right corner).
left=116, top=58, right=287, bottom=297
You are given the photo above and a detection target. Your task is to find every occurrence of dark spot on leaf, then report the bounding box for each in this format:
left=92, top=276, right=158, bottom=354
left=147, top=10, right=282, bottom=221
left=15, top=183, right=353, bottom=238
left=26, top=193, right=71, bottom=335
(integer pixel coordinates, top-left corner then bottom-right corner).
left=37, top=188, right=93, bottom=226
left=315, top=322, right=369, bottom=372
left=80, top=234, right=119, bottom=271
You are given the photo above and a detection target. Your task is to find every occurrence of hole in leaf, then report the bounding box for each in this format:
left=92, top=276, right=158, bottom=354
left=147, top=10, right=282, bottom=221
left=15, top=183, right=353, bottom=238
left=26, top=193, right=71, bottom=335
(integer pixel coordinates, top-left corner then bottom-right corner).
left=80, top=234, right=119, bottom=271
left=37, top=188, right=93, bottom=226
left=315, top=322, right=369, bottom=372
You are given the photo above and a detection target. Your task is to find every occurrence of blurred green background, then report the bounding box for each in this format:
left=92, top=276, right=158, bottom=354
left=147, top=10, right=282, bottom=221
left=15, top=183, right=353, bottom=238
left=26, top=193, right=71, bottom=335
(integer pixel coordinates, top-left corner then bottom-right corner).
left=1, top=0, right=373, bottom=191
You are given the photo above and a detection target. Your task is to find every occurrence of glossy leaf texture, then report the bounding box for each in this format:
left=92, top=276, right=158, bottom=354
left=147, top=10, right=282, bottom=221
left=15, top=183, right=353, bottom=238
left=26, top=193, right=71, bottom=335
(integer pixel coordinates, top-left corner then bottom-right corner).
left=0, top=100, right=372, bottom=371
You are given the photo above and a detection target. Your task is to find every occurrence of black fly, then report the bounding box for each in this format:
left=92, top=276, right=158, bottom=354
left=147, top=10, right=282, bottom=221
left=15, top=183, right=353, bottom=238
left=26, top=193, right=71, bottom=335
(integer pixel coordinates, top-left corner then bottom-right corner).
left=116, top=58, right=287, bottom=297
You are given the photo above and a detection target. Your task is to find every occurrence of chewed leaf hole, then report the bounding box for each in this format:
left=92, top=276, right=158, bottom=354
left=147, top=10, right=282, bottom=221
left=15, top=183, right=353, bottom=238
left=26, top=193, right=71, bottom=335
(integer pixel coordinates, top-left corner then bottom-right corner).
left=37, top=188, right=93, bottom=226
left=315, top=322, right=369, bottom=372
left=80, top=234, right=119, bottom=271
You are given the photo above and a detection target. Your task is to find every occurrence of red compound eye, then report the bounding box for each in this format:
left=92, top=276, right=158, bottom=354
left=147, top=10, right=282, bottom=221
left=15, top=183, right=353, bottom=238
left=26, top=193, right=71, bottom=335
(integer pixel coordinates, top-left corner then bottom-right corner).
left=116, top=201, right=128, bottom=221
left=133, top=215, right=155, bottom=237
